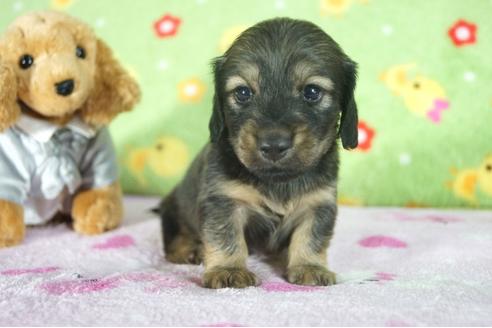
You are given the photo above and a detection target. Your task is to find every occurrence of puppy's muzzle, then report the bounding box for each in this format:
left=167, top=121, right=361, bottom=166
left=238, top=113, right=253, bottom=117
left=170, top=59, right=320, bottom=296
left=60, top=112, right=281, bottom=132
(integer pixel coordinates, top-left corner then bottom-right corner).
left=55, top=79, right=75, bottom=96
left=257, top=130, right=293, bottom=163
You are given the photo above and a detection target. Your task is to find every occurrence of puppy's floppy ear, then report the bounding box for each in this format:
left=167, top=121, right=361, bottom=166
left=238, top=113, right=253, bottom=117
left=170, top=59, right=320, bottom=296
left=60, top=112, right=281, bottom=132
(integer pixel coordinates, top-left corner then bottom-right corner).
left=339, top=60, right=359, bottom=150
left=81, top=38, right=140, bottom=127
left=209, top=57, right=226, bottom=143
left=0, top=60, right=20, bottom=132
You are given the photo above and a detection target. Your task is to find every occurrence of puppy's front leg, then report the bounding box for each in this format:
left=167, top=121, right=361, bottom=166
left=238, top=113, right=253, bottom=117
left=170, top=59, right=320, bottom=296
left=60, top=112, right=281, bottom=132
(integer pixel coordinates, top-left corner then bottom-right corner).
left=201, top=200, right=258, bottom=289
left=286, top=205, right=337, bottom=286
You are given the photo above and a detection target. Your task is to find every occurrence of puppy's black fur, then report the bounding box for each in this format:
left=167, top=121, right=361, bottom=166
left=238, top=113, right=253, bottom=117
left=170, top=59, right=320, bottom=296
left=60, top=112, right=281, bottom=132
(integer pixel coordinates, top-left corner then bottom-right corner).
left=157, top=17, right=358, bottom=288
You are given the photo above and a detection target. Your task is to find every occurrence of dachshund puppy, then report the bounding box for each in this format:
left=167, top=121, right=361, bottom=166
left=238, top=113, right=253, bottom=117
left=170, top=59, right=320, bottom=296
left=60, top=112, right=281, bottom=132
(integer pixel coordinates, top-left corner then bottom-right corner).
left=157, top=17, right=358, bottom=288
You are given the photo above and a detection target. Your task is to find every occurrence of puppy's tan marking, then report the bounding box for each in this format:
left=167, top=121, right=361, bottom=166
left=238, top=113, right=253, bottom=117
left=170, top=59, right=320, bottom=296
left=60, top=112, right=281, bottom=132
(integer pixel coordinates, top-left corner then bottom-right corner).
left=294, top=124, right=336, bottom=167
left=305, top=76, right=334, bottom=91
left=202, top=207, right=258, bottom=288
left=293, top=61, right=317, bottom=82
left=225, top=64, right=260, bottom=91
left=286, top=210, right=336, bottom=286
left=306, top=76, right=334, bottom=108
left=237, top=63, right=260, bottom=92
left=233, top=120, right=258, bottom=168
left=287, top=210, right=327, bottom=268
left=218, top=180, right=336, bottom=218
left=203, top=207, right=249, bottom=269
left=225, top=75, right=249, bottom=93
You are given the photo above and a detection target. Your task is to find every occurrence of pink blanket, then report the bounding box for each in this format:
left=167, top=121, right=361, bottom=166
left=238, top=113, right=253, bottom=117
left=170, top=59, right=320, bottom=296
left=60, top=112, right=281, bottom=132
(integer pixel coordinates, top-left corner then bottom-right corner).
left=1, top=196, right=491, bottom=326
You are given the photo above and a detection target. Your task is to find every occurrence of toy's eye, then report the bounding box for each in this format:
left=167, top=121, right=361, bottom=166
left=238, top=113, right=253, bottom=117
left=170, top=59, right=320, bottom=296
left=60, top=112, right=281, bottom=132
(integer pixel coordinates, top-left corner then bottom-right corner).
left=234, top=86, right=252, bottom=104
left=303, top=84, right=322, bottom=102
left=76, top=46, right=86, bottom=59
left=413, top=82, right=420, bottom=89
left=156, top=143, right=164, bottom=151
left=486, top=164, right=492, bottom=172
left=19, top=54, right=34, bottom=69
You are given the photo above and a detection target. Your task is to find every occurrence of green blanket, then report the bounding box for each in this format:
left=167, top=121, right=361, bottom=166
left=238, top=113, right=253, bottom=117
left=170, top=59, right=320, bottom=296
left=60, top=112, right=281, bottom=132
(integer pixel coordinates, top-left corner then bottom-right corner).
left=1, top=0, right=491, bottom=208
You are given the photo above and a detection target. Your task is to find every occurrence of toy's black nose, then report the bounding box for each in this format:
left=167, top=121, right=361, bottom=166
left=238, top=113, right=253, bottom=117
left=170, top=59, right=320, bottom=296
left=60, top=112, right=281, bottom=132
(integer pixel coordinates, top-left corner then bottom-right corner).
left=258, top=132, right=293, bottom=162
left=55, top=79, right=74, bottom=96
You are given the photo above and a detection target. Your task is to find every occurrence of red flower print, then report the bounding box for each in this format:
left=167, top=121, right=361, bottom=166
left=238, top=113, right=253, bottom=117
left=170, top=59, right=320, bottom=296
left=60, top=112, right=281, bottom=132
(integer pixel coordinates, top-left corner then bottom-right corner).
left=448, top=19, right=477, bottom=47
left=357, top=121, right=375, bottom=151
left=154, top=14, right=181, bottom=38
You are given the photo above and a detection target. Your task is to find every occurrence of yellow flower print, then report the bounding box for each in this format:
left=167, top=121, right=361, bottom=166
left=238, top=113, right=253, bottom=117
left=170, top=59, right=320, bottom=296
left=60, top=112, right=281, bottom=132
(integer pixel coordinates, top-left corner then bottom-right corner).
left=51, top=0, right=75, bottom=10
left=219, top=25, right=248, bottom=53
left=178, top=78, right=206, bottom=103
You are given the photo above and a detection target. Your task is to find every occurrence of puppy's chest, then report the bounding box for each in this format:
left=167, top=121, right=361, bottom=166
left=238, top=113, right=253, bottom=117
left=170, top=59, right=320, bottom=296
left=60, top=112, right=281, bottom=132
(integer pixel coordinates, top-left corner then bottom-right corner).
left=252, top=195, right=300, bottom=222
left=232, top=184, right=334, bottom=222
left=220, top=181, right=336, bottom=225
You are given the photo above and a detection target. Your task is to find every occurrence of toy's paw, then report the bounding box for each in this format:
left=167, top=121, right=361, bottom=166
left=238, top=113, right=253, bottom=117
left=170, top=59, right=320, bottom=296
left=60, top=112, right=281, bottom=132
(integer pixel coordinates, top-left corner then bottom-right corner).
left=203, top=267, right=259, bottom=289
left=72, top=184, right=123, bottom=235
left=287, top=265, right=336, bottom=286
left=0, top=200, right=25, bottom=248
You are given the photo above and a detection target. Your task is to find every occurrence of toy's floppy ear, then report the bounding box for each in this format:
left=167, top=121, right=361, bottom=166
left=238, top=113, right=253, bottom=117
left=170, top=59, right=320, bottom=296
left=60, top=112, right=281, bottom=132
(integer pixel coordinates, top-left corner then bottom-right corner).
left=209, top=57, right=226, bottom=143
left=339, top=60, right=359, bottom=150
left=81, top=38, right=140, bottom=127
left=0, top=61, right=20, bottom=132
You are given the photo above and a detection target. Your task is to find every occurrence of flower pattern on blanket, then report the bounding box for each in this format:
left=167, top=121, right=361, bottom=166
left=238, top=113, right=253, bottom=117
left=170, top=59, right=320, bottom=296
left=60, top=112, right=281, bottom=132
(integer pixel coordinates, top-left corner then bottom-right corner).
left=201, top=323, right=245, bottom=327
left=39, top=271, right=195, bottom=295
left=41, top=277, right=121, bottom=295
left=261, top=281, right=321, bottom=292
left=391, top=212, right=462, bottom=224
left=1, top=266, right=60, bottom=276
left=92, top=235, right=136, bottom=249
left=358, top=235, right=408, bottom=248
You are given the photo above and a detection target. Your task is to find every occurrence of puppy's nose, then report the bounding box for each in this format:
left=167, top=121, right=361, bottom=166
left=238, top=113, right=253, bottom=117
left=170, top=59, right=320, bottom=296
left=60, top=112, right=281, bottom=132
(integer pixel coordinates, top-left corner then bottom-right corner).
left=55, top=79, right=74, bottom=96
left=258, top=133, right=293, bottom=162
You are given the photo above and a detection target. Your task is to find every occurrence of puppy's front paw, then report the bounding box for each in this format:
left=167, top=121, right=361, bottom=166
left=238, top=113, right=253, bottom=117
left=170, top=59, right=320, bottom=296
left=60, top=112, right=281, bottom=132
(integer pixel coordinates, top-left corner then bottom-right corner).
left=203, top=267, right=259, bottom=289
left=72, top=185, right=122, bottom=235
left=287, top=265, right=336, bottom=286
left=0, top=200, right=25, bottom=248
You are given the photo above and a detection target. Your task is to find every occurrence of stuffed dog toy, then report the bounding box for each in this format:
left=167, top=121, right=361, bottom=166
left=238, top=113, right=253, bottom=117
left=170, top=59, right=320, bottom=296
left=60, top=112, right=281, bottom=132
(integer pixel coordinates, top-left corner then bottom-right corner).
left=156, top=18, right=358, bottom=288
left=0, top=11, right=140, bottom=247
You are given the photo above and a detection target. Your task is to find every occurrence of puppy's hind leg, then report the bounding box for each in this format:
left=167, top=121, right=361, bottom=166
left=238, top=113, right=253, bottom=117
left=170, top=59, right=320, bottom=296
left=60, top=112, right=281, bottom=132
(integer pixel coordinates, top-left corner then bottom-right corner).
left=157, top=192, right=202, bottom=264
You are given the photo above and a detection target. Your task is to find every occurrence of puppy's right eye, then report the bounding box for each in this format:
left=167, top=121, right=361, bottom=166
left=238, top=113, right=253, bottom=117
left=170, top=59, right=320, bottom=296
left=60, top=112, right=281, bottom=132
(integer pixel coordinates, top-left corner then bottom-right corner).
left=19, top=54, right=34, bottom=69
left=234, top=86, right=252, bottom=104
left=303, top=84, right=322, bottom=102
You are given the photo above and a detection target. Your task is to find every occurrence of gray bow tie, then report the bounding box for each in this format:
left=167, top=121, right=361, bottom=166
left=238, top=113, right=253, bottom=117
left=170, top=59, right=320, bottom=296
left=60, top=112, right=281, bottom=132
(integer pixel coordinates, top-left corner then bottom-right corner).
left=35, top=129, right=89, bottom=199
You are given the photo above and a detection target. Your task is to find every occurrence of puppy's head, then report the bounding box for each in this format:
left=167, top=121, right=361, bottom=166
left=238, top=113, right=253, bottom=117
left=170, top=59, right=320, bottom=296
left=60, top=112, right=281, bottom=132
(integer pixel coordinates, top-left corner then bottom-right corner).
left=0, top=11, right=140, bottom=129
left=210, top=18, right=358, bottom=181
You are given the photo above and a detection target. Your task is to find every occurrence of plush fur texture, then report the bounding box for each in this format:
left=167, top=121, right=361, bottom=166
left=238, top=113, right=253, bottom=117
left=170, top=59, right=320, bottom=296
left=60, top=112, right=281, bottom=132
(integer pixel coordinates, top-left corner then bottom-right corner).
left=157, top=18, right=358, bottom=288
left=0, top=11, right=140, bottom=247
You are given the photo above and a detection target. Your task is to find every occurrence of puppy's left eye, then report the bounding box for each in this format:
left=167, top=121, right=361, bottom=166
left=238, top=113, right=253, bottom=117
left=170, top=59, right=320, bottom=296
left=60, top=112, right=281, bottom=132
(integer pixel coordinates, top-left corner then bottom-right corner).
left=76, top=46, right=86, bottom=59
left=303, top=84, right=322, bottom=103
left=234, top=86, right=253, bottom=104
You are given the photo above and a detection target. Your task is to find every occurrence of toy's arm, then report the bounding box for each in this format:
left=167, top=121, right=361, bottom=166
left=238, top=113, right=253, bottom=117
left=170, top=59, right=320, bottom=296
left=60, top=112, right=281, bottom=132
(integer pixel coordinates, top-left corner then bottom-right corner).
left=0, top=133, right=28, bottom=247
left=80, top=127, right=119, bottom=190
left=72, top=128, right=123, bottom=235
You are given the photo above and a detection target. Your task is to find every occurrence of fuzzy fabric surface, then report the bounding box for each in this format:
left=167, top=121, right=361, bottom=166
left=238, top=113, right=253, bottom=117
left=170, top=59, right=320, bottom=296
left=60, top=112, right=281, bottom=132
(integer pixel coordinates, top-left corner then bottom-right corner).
left=0, top=196, right=491, bottom=326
